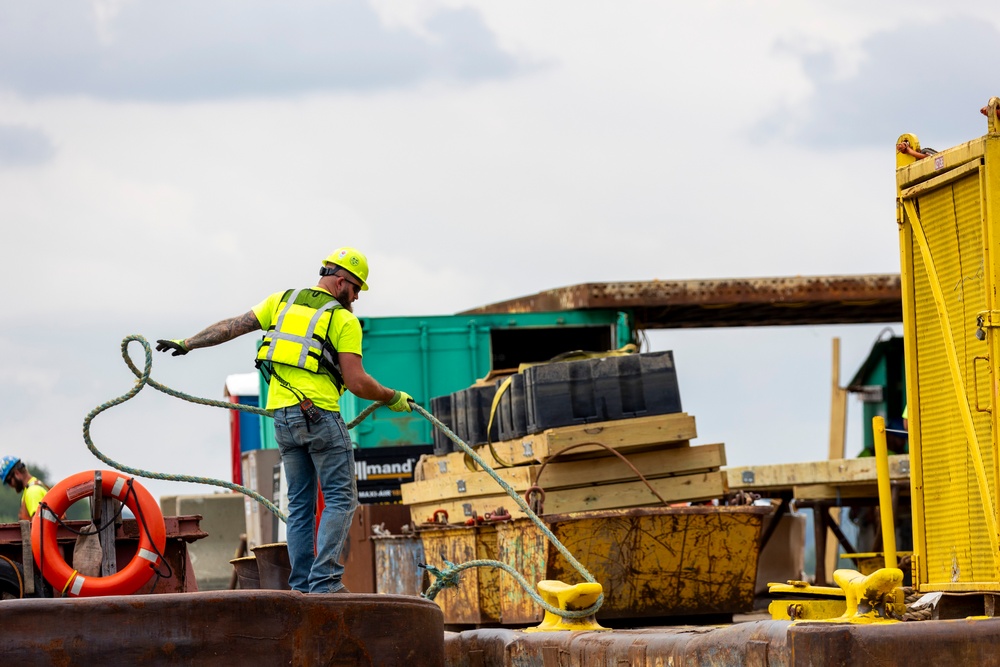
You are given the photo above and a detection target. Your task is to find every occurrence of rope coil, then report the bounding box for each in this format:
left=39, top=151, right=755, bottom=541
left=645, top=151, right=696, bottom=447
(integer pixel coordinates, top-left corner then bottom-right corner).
left=85, top=335, right=602, bottom=619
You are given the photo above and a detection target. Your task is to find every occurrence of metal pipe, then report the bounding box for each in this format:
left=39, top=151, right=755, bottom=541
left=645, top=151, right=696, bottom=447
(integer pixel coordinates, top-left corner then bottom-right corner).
left=872, top=416, right=897, bottom=569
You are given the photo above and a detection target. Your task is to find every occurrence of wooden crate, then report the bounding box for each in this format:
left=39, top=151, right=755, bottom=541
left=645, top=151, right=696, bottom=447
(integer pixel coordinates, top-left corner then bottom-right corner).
left=404, top=443, right=725, bottom=505
left=417, top=412, right=698, bottom=479
left=406, top=469, right=728, bottom=526
left=406, top=411, right=725, bottom=527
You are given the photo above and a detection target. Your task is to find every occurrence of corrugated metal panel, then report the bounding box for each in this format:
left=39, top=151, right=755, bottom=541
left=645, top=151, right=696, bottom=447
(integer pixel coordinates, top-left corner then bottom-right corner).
left=911, top=169, right=997, bottom=586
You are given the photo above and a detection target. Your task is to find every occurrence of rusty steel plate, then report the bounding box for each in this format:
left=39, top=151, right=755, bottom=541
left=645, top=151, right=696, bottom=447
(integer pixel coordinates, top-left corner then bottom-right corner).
left=789, top=618, right=1000, bottom=666
left=444, top=617, right=1000, bottom=666
left=444, top=623, right=792, bottom=667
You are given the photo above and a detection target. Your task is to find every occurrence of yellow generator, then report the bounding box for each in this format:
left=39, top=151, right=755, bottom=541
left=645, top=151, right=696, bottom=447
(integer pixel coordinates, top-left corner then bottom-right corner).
left=896, top=96, right=1000, bottom=592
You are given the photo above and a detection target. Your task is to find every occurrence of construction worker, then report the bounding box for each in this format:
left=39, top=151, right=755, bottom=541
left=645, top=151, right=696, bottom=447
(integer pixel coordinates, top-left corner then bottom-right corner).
left=1, top=456, right=50, bottom=520
left=156, top=247, right=412, bottom=594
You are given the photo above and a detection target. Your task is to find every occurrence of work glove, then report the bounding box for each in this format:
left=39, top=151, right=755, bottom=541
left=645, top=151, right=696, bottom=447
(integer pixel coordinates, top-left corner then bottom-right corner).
left=155, top=339, right=189, bottom=356
left=387, top=390, right=413, bottom=413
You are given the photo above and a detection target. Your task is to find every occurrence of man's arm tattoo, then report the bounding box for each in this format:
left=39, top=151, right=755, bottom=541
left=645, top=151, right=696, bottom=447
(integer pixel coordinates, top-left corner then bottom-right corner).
left=186, top=311, right=261, bottom=350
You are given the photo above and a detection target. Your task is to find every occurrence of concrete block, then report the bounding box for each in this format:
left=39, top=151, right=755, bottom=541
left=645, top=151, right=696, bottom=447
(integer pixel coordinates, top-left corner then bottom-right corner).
left=161, top=493, right=246, bottom=591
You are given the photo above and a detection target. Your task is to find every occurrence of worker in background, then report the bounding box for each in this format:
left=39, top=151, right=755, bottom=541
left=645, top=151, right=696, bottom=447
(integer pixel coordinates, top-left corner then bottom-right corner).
left=896, top=140, right=937, bottom=160
left=1, top=456, right=50, bottom=519
left=900, top=102, right=993, bottom=163
left=156, top=247, right=413, bottom=594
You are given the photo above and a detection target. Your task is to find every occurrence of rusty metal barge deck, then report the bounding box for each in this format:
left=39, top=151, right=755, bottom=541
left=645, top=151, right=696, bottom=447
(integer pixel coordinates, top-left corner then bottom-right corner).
left=3, top=591, right=1000, bottom=666
left=442, top=618, right=1000, bottom=666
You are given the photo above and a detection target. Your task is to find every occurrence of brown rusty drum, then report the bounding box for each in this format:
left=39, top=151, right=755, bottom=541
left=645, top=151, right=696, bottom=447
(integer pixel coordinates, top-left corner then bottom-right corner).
left=252, top=542, right=291, bottom=591
left=229, top=556, right=260, bottom=590
left=0, top=590, right=445, bottom=666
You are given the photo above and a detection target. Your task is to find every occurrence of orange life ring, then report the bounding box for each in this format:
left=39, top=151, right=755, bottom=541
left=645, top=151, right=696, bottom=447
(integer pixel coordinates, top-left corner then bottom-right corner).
left=31, top=470, right=167, bottom=597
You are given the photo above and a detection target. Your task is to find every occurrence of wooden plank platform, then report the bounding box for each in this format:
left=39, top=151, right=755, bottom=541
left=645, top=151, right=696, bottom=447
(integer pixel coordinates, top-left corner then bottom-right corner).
left=418, top=412, right=698, bottom=479
left=402, top=443, right=726, bottom=505
left=726, top=455, right=909, bottom=492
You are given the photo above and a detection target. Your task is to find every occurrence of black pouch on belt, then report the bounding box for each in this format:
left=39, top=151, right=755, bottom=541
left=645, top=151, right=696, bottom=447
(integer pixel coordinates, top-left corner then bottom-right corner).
left=300, top=399, right=321, bottom=423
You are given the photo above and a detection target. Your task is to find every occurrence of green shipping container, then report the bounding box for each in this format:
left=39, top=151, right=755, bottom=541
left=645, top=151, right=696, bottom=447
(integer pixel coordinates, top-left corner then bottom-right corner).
left=260, top=309, right=634, bottom=449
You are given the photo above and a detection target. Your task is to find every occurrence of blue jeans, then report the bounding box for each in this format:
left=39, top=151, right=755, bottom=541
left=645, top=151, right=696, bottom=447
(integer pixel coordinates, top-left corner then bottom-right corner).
left=273, top=406, right=357, bottom=593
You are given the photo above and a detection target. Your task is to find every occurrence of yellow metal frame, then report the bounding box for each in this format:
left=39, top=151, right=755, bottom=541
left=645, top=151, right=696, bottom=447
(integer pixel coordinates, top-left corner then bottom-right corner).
left=897, top=96, right=1000, bottom=591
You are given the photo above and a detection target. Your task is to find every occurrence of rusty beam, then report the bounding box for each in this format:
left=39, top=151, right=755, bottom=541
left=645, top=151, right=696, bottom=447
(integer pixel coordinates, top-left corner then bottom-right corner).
left=0, top=517, right=207, bottom=545
left=460, top=274, right=902, bottom=328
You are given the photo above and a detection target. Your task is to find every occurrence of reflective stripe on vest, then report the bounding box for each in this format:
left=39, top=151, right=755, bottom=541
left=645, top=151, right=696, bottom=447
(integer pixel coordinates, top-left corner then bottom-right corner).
left=256, top=289, right=342, bottom=377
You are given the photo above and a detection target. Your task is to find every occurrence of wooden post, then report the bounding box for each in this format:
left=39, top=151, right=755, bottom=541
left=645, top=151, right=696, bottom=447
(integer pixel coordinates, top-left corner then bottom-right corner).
left=99, top=497, right=119, bottom=577
left=814, top=502, right=829, bottom=586
left=19, top=520, right=34, bottom=596
left=93, top=471, right=118, bottom=577
left=826, top=338, right=848, bottom=580
left=829, top=338, right=847, bottom=459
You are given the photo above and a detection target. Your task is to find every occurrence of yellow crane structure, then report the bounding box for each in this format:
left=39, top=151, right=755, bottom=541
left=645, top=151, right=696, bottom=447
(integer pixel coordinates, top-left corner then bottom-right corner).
left=897, top=96, right=1000, bottom=593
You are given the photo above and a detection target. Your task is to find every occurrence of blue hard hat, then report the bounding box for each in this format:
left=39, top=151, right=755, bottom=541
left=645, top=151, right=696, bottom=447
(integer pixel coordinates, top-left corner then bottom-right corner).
left=1, top=456, right=20, bottom=485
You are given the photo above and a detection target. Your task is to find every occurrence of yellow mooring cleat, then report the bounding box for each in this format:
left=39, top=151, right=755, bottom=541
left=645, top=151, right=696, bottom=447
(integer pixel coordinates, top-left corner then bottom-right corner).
left=525, top=580, right=608, bottom=633
left=831, top=567, right=906, bottom=624
left=768, top=569, right=905, bottom=624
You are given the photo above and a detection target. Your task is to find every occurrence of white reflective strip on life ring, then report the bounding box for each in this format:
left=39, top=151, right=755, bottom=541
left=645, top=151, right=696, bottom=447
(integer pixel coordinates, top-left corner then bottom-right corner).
left=41, top=508, right=58, bottom=523
left=138, top=548, right=158, bottom=563
left=71, top=575, right=85, bottom=596
left=112, top=477, right=126, bottom=498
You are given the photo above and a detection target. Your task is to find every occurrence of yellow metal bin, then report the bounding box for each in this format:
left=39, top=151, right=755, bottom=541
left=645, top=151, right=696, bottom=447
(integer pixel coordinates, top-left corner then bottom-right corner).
left=496, top=505, right=771, bottom=623
left=420, top=524, right=502, bottom=626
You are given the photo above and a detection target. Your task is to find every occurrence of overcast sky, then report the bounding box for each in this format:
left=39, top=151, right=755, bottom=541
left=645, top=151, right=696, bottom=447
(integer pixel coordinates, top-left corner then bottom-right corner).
left=2, top=0, right=997, bottom=505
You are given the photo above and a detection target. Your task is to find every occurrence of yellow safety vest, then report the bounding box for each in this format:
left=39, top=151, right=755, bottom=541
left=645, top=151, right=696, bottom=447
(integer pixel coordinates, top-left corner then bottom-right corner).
left=19, top=477, right=48, bottom=520
left=255, top=288, right=344, bottom=389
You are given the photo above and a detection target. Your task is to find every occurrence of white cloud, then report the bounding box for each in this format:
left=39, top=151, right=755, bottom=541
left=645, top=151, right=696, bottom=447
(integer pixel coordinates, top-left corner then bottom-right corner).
left=758, top=15, right=1000, bottom=148
left=0, top=0, right=526, bottom=102
left=0, top=0, right=985, bottom=505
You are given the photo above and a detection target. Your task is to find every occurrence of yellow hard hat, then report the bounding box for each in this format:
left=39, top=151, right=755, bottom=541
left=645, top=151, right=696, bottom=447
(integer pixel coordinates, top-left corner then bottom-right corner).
left=322, top=247, right=369, bottom=291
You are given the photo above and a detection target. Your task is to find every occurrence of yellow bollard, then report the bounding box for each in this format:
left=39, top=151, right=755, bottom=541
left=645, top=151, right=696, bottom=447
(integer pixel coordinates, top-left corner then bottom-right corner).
left=832, top=568, right=906, bottom=623
left=525, top=580, right=608, bottom=632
